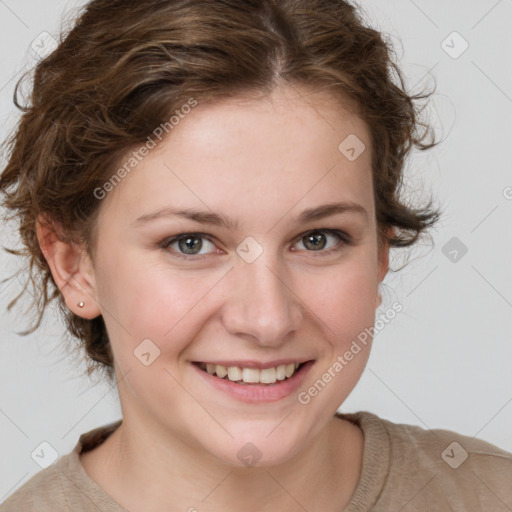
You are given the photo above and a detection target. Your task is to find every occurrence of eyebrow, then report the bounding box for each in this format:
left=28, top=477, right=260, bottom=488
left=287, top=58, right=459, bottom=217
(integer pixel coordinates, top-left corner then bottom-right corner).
left=133, top=201, right=368, bottom=230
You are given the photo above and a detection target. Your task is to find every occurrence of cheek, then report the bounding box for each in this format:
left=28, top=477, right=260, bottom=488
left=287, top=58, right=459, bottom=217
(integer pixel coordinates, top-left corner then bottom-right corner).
left=291, top=259, right=378, bottom=423
left=94, top=248, right=226, bottom=357
left=306, top=256, right=379, bottom=342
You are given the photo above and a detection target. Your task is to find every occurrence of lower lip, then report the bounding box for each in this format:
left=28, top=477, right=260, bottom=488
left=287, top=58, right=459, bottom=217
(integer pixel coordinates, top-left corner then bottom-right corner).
left=192, top=361, right=315, bottom=404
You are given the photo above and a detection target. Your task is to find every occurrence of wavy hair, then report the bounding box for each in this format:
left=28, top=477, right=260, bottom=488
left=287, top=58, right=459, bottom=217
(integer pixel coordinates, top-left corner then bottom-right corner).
left=0, top=0, right=442, bottom=381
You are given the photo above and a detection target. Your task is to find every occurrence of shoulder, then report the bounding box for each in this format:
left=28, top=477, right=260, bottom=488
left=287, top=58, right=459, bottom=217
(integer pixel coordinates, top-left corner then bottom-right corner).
left=0, top=455, right=72, bottom=511
left=342, top=411, right=512, bottom=510
left=374, top=412, right=512, bottom=509
left=382, top=414, right=512, bottom=473
left=0, top=419, right=123, bottom=512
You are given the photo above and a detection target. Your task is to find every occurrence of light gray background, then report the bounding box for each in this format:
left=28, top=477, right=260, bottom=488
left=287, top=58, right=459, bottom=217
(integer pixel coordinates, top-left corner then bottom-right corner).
left=1, top=0, right=511, bottom=502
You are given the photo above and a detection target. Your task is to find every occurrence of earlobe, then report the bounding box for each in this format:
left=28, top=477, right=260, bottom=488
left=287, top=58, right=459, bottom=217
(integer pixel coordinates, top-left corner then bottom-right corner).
left=36, top=216, right=101, bottom=319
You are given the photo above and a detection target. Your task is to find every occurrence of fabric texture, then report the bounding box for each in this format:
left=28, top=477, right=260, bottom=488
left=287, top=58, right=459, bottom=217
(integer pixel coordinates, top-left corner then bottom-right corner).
left=1, top=411, right=511, bottom=511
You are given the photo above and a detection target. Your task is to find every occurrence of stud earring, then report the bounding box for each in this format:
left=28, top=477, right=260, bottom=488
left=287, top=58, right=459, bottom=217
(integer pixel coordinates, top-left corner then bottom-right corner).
left=77, top=301, right=85, bottom=308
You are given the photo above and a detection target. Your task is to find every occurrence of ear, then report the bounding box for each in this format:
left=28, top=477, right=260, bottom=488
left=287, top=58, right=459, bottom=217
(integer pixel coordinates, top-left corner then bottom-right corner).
left=375, top=227, right=392, bottom=308
left=36, top=216, right=101, bottom=319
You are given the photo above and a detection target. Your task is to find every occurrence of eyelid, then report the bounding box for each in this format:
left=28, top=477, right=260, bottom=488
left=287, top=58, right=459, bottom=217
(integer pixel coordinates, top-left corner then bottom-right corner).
left=291, top=229, right=352, bottom=254
left=159, top=232, right=219, bottom=260
left=159, top=228, right=352, bottom=259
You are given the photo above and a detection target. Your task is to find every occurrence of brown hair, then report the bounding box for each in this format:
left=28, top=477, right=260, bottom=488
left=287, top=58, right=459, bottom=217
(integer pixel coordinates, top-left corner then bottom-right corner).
left=0, top=0, right=442, bottom=382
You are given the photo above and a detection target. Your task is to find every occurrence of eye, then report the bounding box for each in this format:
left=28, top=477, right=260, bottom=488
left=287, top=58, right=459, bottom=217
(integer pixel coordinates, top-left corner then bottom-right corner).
left=160, top=233, right=217, bottom=259
left=292, top=229, right=351, bottom=254
left=159, top=229, right=352, bottom=261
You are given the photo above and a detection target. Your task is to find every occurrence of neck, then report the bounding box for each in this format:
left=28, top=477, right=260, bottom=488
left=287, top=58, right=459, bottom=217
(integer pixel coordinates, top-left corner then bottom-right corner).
left=80, top=412, right=363, bottom=512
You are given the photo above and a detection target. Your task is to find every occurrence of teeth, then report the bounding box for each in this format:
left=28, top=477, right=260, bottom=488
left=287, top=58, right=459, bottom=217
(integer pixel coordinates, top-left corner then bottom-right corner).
left=285, top=363, right=295, bottom=378
left=227, top=366, right=243, bottom=382
left=215, top=365, right=228, bottom=378
left=276, top=364, right=287, bottom=380
left=242, top=368, right=260, bottom=383
left=260, top=367, right=276, bottom=383
left=199, top=362, right=303, bottom=384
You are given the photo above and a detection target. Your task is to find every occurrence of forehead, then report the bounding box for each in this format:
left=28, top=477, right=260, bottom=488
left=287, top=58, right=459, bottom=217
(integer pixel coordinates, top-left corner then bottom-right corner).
left=168, top=85, right=368, bottom=160
left=101, top=85, right=374, bottom=228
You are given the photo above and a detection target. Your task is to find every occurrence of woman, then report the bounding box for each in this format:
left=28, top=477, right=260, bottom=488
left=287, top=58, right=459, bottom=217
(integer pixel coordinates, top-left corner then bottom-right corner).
left=1, top=0, right=511, bottom=510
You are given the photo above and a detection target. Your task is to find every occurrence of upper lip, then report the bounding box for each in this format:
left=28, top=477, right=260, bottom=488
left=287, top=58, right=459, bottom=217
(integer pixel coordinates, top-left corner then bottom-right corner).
left=193, top=359, right=312, bottom=369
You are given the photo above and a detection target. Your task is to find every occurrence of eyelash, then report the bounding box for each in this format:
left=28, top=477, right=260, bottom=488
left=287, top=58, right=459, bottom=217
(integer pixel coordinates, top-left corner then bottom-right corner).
left=158, top=229, right=353, bottom=261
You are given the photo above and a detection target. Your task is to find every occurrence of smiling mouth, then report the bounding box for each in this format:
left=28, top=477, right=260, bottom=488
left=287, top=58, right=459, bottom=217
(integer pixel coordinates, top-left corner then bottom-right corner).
left=194, top=362, right=306, bottom=385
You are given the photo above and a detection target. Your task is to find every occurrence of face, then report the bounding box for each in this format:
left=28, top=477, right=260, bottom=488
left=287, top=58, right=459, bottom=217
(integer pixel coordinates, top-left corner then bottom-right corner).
left=84, top=85, right=388, bottom=466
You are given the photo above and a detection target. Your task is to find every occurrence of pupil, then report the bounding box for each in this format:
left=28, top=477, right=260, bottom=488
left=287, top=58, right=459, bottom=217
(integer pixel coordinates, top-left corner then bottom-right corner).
left=179, top=237, right=201, bottom=254
left=305, top=232, right=326, bottom=250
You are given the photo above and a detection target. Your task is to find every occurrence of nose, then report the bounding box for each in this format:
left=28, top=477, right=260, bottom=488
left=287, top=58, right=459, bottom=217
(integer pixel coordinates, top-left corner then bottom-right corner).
left=221, top=254, right=303, bottom=347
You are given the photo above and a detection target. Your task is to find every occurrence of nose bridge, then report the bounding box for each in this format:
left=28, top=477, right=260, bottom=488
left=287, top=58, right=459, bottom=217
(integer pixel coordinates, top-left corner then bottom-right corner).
left=223, top=249, right=302, bottom=345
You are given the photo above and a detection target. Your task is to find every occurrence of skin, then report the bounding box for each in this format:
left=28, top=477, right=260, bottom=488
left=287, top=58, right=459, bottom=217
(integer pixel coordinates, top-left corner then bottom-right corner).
left=37, top=84, right=390, bottom=511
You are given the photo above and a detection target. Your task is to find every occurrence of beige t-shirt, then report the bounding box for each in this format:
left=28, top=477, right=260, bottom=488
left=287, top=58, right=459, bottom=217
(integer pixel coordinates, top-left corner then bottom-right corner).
left=1, top=411, right=511, bottom=511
